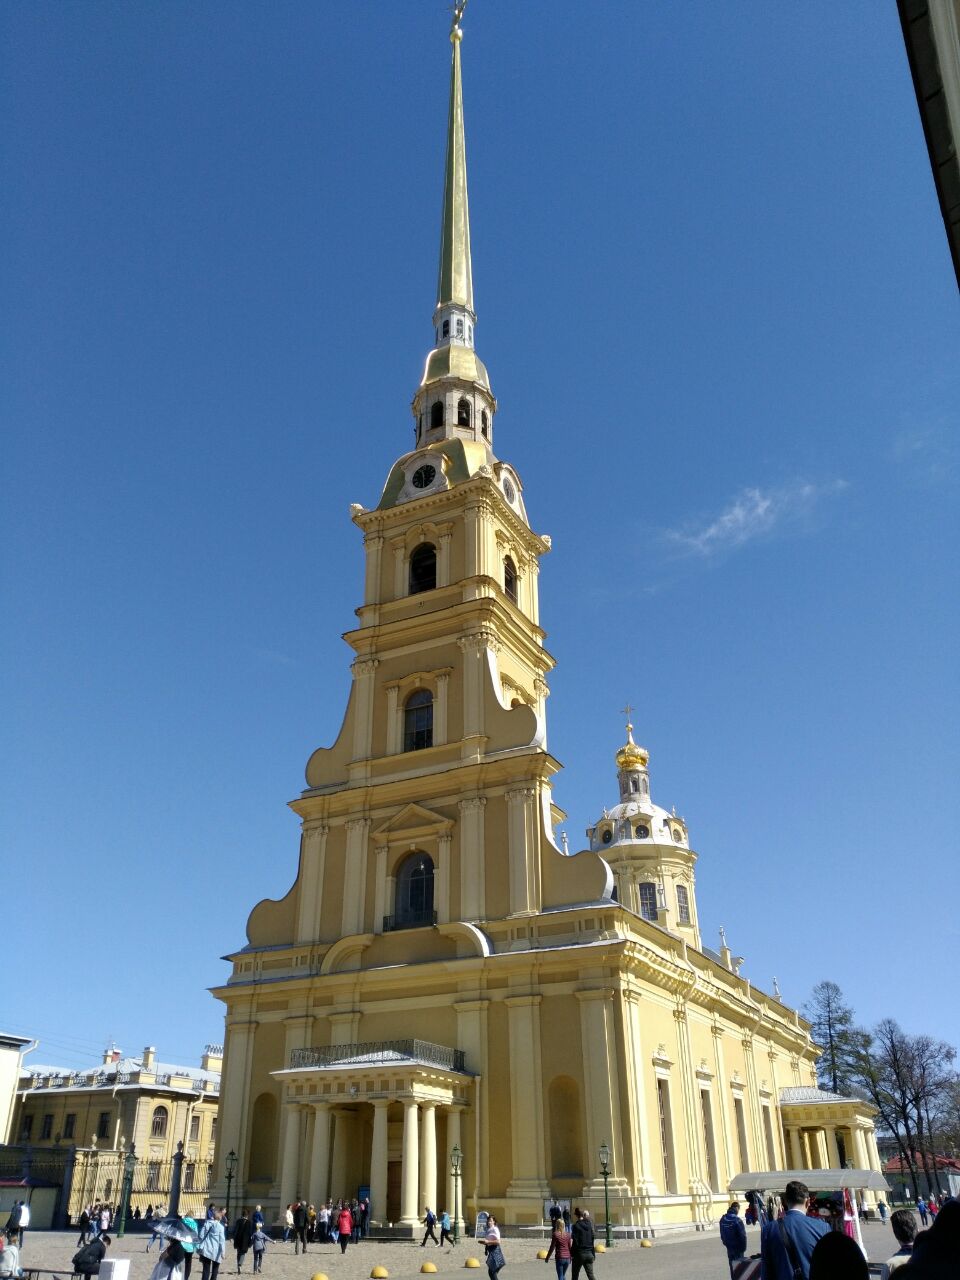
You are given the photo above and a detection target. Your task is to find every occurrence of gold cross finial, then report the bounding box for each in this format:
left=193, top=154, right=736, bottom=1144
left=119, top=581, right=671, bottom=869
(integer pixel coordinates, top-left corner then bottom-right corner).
left=620, top=704, right=635, bottom=741
left=451, top=0, right=468, bottom=35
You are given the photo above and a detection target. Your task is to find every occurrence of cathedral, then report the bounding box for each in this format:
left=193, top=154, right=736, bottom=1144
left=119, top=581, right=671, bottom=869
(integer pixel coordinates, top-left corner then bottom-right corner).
left=212, top=15, right=883, bottom=1233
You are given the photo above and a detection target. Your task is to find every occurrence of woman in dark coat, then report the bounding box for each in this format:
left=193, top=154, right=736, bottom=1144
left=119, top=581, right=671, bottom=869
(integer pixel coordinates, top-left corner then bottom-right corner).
left=233, top=1210, right=254, bottom=1275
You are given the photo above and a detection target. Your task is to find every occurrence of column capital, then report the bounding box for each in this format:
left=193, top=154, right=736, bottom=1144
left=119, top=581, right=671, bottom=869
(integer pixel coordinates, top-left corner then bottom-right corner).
left=352, top=658, right=380, bottom=677
left=458, top=796, right=486, bottom=812
left=505, top=993, right=542, bottom=1008
left=506, top=786, right=537, bottom=804
left=574, top=987, right=614, bottom=1003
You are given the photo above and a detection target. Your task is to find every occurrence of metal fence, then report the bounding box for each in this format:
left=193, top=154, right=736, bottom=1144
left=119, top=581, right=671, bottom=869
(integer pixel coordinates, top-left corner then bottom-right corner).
left=290, top=1039, right=466, bottom=1073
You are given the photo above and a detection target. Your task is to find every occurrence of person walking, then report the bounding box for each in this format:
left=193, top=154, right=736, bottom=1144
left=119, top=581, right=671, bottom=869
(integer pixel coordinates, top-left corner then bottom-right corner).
left=719, top=1202, right=748, bottom=1276
left=483, top=1215, right=504, bottom=1280
left=251, top=1224, right=269, bottom=1274
left=77, top=1208, right=92, bottom=1247
left=233, top=1208, right=254, bottom=1275
left=197, top=1209, right=226, bottom=1280
left=336, top=1204, right=354, bottom=1255
left=570, top=1208, right=595, bottom=1280
left=293, top=1200, right=307, bottom=1255
left=439, top=1210, right=454, bottom=1247
left=544, top=1216, right=572, bottom=1280
left=421, top=1207, right=440, bottom=1247
left=917, top=1198, right=929, bottom=1228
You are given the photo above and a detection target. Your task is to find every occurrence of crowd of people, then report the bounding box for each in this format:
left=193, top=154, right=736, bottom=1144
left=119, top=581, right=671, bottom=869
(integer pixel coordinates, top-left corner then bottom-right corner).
left=717, top=1180, right=960, bottom=1279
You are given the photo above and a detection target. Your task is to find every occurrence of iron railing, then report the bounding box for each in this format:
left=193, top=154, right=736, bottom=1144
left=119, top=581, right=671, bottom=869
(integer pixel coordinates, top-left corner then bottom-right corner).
left=290, top=1040, right=466, bottom=1073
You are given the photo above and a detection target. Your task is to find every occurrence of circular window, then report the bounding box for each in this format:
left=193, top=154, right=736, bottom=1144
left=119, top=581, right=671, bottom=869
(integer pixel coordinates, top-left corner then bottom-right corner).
left=412, top=464, right=436, bottom=490
left=635, top=824, right=649, bottom=839
left=502, top=477, right=516, bottom=503
left=601, top=829, right=612, bottom=845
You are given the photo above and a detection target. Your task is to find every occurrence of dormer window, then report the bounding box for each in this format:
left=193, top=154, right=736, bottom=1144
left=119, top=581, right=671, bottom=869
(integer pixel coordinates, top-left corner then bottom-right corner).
left=504, top=556, right=518, bottom=604
left=409, top=543, right=437, bottom=594
left=677, top=885, right=691, bottom=925
left=431, top=401, right=444, bottom=429
left=639, top=882, right=658, bottom=921
left=457, top=397, right=471, bottom=427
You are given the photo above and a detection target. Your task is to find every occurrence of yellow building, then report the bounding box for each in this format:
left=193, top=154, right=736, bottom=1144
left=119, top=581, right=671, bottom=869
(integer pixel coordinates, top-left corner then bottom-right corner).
left=212, top=14, right=884, bottom=1233
left=13, top=1043, right=221, bottom=1219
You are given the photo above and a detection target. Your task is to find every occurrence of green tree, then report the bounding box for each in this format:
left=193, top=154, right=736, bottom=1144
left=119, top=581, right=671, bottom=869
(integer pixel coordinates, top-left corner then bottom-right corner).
left=804, top=980, right=862, bottom=1095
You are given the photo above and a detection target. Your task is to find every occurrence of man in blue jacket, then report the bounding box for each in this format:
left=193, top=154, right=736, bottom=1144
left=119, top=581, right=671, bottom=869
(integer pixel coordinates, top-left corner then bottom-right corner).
left=719, top=1201, right=747, bottom=1275
left=759, top=1182, right=829, bottom=1280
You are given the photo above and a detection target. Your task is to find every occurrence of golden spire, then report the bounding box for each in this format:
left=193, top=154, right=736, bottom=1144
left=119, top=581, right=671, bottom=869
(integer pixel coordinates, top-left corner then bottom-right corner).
left=616, top=707, right=649, bottom=770
left=437, top=8, right=474, bottom=314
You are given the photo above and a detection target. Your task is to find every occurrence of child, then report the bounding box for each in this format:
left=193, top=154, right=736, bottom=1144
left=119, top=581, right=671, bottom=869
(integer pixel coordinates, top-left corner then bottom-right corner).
left=252, top=1225, right=269, bottom=1274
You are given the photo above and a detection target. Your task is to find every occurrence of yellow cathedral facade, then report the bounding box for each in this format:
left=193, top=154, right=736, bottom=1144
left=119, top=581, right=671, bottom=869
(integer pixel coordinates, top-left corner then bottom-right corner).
left=212, top=14, right=884, bottom=1234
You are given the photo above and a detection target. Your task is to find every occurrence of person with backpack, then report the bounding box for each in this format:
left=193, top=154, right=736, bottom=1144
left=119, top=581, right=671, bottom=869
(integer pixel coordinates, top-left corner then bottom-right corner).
left=197, top=1208, right=226, bottom=1280
left=720, top=1202, right=748, bottom=1276
left=421, top=1207, right=440, bottom=1247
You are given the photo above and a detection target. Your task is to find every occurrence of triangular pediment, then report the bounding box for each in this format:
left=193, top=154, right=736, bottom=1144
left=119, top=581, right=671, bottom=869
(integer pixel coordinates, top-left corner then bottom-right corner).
left=372, top=802, right=453, bottom=842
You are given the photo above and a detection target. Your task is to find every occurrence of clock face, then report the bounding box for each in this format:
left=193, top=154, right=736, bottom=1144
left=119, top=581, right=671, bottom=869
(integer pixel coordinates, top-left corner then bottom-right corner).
left=635, top=824, right=649, bottom=839
left=502, top=477, right=516, bottom=503
left=412, top=464, right=436, bottom=490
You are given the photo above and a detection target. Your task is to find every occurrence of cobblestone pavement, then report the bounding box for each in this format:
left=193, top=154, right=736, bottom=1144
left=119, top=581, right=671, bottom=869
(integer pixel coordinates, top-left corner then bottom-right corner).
left=15, top=1222, right=896, bottom=1280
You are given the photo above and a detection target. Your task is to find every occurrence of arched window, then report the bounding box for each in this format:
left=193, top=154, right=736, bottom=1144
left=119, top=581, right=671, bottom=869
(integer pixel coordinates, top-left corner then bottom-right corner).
left=457, top=397, right=471, bottom=427
left=430, top=401, right=444, bottom=430
left=456, top=318, right=464, bottom=338
left=638, top=882, right=658, bottom=922
left=677, top=885, right=691, bottom=925
left=442, top=319, right=450, bottom=338
left=504, top=556, right=518, bottom=604
left=409, top=543, right=437, bottom=594
left=395, top=851, right=435, bottom=927
left=481, top=410, right=489, bottom=438
left=403, top=689, right=433, bottom=752
left=151, top=1105, right=168, bottom=1138
left=630, top=776, right=639, bottom=793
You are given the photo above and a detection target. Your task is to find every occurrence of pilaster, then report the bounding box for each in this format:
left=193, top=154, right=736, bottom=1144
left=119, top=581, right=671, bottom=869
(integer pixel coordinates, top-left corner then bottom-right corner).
left=506, top=786, right=540, bottom=915
left=351, top=659, right=379, bottom=761
left=576, top=989, right=630, bottom=1209
left=457, top=797, right=486, bottom=920
left=504, top=995, right=550, bottom=1203
left=296, top=822, right=329, bottom=943
left=342, top=818, right=371, bottom=936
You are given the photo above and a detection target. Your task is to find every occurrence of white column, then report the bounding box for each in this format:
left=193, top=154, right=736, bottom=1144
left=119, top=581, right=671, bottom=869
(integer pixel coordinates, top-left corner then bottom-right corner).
left=420, top=1102, right=437, bottom=1215
left=385, top=685, right=400, bottom=754
left=330, top=1109, right=349, bottom=1200
left=400, top=1099, right=420, bottom=1225
left=351, top=659, right=379, bottom=762
left=506, top=786, right=539, bottom=915
left=309, top=1104, right=331, bottom=1205
left=369, top=1100, right=390, bottom=1227
left=373, top=844, right=389, bottom=934
left=279, top=1104, right=302, bottom=1208
left=296, top=822, right=329, bottom=943
left=392, top=537, right=406, bottom=599
left=364, top=533, right=384, bottom=605
left=458, top=797, right=486, bottom=921
left=851, top=1125, right=869, bottom=1170
left=341, top=818, right=370, bottom=936
left=438, top=527, right=453, bottom=587
left=788, top=1127, right=804, bottom=1169
left=437, top=832, right=452, bottom=925
left=435, top=672, right=450, bottom=745
left=825, top=1125, right=842, bottom=1170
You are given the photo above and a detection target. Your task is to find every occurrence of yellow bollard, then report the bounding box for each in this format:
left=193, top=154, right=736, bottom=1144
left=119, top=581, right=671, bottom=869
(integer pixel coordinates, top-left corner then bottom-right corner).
left=595, top=1244, right=606, bottom=1254
left=536, top=1250, right=548, bottom=1260
left=640, top=1239, right=653, bottom=1248
left=312, top=1274, right=330, bottom=1280
left=421, top=1265, right=438, bottom=1274
left=464, top=1258, right=482, bottom=1269
left=371, top=1268, right=390, bottom=1279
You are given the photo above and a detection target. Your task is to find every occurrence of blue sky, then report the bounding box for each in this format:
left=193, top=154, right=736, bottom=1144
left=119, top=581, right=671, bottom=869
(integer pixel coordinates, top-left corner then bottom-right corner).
left=2, top=1, right=957, bottom=1072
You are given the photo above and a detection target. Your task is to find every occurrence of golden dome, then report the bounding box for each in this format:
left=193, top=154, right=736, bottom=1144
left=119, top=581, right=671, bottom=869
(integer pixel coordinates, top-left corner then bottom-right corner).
left=616, top=722, right=648, bottom=770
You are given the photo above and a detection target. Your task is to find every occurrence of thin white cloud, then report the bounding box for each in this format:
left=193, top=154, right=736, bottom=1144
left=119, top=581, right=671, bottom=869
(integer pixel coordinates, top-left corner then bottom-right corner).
left=891, top=422, right=957, bottom=485
left=665, top=479, right=848, bottom=558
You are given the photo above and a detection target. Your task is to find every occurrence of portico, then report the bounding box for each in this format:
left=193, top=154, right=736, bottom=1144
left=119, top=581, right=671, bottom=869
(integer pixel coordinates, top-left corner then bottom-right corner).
left=272, top=1041, right=471, bottom=1229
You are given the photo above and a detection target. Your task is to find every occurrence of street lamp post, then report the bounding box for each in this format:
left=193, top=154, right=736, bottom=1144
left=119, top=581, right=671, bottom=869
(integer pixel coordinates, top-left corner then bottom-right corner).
left=450, top=1144, right=462, bottom=1245
left=116, top=1145, right=138, bottom=1239
left=225, top=1150, right=238, bottom=1225
left=598, top=1141, right=612, bottom=1248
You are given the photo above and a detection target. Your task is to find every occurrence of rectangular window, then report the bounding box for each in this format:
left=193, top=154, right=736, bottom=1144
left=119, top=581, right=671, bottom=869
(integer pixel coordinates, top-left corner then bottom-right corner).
left=190, top=1114, right=201, bottom=1141
left=677, top=885, right=691, bottom=925
left=40, top=1114, right=53, bottom=1140
left=210, top=1117, right=218, bottom=1143
left=19, top=1115, right=33, bottom=1141
left=64, top=1112, right=76, bottom=1139
left=656, top=1077, right=677, bottom=1194
left=762, top=1104, right=777, bottom=1168
left=97, top=1111, right=110, bottom=1139
left=700, top=1090, right=720, bottom=1191
left=184, top=1162, right=196, bottom=1191
left=146, top=1162, right=161, bottom=1192
left=733, top=1095, right=749, bottom=1173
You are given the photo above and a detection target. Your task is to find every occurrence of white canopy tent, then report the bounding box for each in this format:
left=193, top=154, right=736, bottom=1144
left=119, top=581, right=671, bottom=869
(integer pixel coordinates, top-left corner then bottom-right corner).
left=728, top=1170, right=892, bottom=1258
